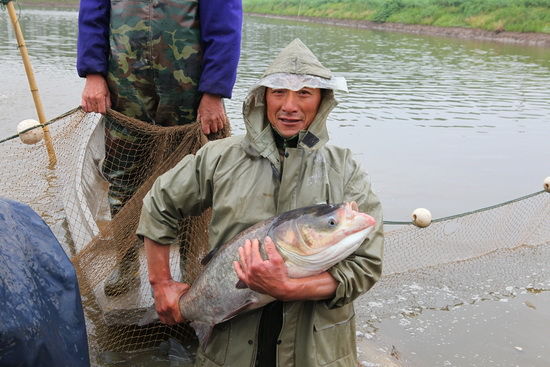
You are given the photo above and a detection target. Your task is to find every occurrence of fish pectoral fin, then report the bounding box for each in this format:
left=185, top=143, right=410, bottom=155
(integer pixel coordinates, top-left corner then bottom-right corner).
left=220, top=300, right=257, bottom=323
left=190, top=321, right=214, bottom=348
left=235, top=280, right=248, bottom=289
left=200, top=247, right=219, bottom=266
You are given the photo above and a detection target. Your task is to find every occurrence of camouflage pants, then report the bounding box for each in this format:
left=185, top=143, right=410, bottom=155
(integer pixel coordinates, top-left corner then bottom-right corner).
left=101, top=117, right=152, bottom=215
left=104, top=0, right=202, bottom=215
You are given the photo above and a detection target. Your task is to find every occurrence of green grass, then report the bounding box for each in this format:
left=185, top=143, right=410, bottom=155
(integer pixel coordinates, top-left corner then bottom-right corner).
left=244, top=0, right=550, bottom=33
left=6, top=0, right=549, bottom=33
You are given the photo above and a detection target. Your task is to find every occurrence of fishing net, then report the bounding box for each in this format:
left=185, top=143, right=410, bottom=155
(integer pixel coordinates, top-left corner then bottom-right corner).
left=362, top=190, right=550, bottom=321
left=0, top=108, right=229, bottom=362
left=0, top=107, right=548, bottom=365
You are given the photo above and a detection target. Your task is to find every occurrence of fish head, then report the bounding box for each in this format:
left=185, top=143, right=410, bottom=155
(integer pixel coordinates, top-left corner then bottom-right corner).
left=267, top=202, right=377, bottom=276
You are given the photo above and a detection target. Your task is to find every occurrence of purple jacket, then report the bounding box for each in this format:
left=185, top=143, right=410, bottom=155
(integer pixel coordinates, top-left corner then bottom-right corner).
left=77, top=0, right=242, bottom=98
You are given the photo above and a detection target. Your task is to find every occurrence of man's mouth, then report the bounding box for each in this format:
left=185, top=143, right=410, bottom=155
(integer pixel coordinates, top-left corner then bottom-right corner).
left=278, top=117, right=302, bottom=124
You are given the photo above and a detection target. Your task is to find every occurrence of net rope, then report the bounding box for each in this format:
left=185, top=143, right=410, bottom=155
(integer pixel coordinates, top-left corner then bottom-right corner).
left=0, top=108, right=548, bottom=364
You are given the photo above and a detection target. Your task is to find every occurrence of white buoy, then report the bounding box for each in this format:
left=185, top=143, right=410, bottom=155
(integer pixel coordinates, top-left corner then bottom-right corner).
left=412, top=208, right=432, bottom=228
left=544, top=177, right=550, bottom=192
left=17, top=119, right=44, bottom=145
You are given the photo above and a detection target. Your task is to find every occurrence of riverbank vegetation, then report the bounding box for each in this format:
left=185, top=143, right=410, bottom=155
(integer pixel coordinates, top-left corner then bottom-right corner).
left=244, top=0, right=550, bottom=33
left=8, top=0, right=549, bottom=34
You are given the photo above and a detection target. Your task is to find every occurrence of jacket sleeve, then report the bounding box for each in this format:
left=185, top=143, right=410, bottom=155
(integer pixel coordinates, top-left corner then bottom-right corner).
left=77, top=0, right=110, bottom=77
left=136, top=145, right=216, bottom=245
left=326, top=155, right=384, bottom=308
left=198, top=0, right=242, bottom=98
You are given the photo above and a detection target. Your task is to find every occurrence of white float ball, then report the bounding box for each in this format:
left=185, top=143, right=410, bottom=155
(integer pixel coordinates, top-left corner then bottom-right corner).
left=412, top=208, right=432, bottom=228
left=544, top=177, right=550, bottom=192
left=17, top=119, right=44, bottom=145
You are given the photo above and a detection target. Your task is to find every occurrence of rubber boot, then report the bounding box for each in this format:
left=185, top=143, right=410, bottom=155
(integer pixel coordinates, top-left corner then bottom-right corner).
left=104, top=245, right=140, bottom=297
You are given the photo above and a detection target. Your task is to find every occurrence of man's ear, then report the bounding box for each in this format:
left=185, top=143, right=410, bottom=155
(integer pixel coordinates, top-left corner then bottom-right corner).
left=321, top=88, right=332, bottom=100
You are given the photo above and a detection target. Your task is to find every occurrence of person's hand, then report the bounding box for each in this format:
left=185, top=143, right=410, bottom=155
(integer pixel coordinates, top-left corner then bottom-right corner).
left=197, top=93, right=226, bottom=135
left=151, top=279, right=190, bottom=325
left=81, top=74, right=111, bottom=114
left=233, top=237, right=290, bottom=299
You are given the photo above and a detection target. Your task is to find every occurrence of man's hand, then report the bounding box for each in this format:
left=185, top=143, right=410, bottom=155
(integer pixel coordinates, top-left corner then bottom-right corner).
left=144, top=237, right=189, bottom=325
left=151, top=279, right=190, bottom=325
left=233, top=237, right=339, bottom=302
left=197, top=93, right=226, bottom=135
left=233, top=237, right=290, bottom=300
left=81, top=74, right=111, bottom=114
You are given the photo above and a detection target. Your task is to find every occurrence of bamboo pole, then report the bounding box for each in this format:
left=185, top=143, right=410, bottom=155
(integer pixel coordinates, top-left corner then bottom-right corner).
left=6, top=0, right=57, bottom=167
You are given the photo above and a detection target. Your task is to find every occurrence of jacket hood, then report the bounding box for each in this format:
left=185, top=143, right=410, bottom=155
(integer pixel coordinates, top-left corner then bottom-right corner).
left=242, top=39, right=347, bottom=161
left=263, top=38, right=332, bottom=79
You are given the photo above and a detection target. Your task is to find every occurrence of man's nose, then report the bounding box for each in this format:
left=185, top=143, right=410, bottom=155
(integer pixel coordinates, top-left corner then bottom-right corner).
left=281, top=92, right=299, bottom=113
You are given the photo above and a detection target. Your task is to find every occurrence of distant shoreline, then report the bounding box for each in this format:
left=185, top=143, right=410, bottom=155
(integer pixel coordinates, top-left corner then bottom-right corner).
left=14, top=3, right=550, bottom=47
left=248, top=13, right=550, bottom=48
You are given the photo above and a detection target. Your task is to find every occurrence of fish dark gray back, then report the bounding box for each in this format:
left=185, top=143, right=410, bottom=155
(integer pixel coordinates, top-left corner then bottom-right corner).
left=267, top=203, right=344, bottom=238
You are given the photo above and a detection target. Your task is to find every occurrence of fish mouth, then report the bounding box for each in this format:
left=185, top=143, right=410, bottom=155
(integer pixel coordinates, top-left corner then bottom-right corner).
left=282, top=224, right=375, bottom=278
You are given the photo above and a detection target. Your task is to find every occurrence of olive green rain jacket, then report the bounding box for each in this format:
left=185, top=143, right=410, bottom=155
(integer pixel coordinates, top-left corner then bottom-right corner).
left=137, top=39, right=384, bottom=367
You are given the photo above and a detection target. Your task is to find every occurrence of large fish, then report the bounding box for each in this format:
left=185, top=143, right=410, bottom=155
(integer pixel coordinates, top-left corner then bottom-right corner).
left=180, top=201, right=377, bottom=347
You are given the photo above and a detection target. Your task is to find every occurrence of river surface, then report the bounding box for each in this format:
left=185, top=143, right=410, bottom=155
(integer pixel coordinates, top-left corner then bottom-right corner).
left=1, top=8, right=550, bottom=367
left=1, top=9, right=549, bottom=220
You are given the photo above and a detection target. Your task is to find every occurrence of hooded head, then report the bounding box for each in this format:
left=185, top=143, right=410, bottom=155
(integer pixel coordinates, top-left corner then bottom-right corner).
left=243, top=39, right=347, bottom=157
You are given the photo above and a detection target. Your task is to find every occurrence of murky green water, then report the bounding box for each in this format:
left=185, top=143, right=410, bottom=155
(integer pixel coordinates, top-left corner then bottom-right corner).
left=1, top=8, right=550, bottom=366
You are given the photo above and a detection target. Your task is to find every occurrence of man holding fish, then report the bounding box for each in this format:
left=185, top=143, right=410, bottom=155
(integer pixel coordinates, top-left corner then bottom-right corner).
left=137, top=39, right=384, bottom=366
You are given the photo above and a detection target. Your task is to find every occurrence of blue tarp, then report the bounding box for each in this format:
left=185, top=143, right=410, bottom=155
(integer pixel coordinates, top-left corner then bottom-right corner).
left=0, top=198, right=90, bottom=367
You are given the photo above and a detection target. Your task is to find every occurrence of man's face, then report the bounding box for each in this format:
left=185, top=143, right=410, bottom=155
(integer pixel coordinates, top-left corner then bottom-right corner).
left=265, top=87, right=322, bottom=138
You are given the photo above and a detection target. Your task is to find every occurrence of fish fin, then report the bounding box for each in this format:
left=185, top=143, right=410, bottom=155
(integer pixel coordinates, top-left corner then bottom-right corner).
left=191, top=321, right=214, bottom=348
left=235, top=280, right=248, bottom=289
left=200, top=247, right=219, bottom=266
left=220, top=301, right=258, bottom=323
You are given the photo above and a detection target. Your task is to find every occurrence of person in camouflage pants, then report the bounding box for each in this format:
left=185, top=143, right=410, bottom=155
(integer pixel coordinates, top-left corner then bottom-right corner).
left=77, top=0, right=242, bottom=295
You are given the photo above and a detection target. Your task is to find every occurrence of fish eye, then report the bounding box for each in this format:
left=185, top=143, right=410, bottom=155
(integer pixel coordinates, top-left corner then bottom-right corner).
left=328, top=217, right=337, bottom=227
